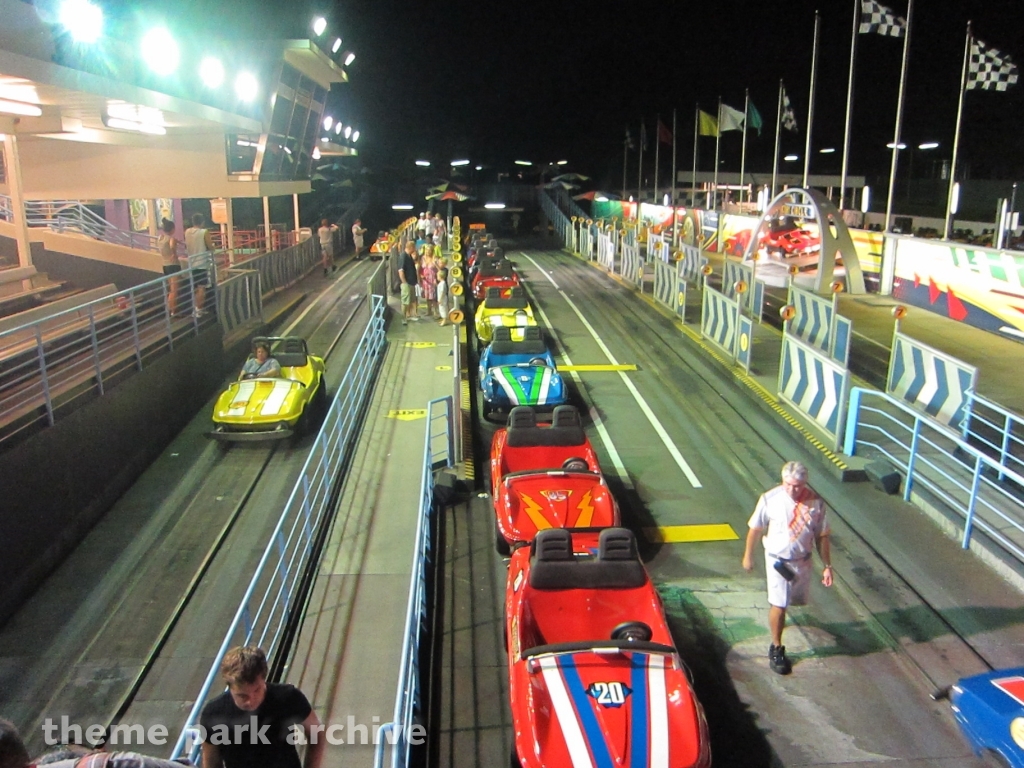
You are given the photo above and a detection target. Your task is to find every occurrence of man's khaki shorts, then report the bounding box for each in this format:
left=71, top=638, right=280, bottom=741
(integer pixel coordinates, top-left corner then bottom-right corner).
left=400, top=282, right=413, bottom=306
left=765, top=551, right=812, bottom=608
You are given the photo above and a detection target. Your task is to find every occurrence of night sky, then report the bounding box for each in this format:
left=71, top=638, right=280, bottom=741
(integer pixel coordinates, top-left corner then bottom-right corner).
left=124, top=0, right=1024, bottom=189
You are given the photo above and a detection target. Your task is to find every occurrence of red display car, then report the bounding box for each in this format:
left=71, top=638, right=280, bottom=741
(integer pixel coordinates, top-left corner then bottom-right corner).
left=472, top=259, right=521, bottom=300
left=505, top=527, right=712, bottom=768
left=490, top=406, right=601, bottom=501
left=760, top=227, right=820, bottom=258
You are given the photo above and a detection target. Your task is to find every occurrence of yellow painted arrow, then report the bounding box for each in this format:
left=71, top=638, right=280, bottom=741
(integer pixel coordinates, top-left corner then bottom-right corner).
left=558, top=364, right=638, bottom=372
left=385, top=409, right=427, bottom=421
left=643, top=524, right=739, bottom=543
left=404, top=341, right=437, bottom=349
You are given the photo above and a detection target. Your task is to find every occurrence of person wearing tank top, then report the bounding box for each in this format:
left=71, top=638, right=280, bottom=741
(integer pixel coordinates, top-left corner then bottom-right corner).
left=158, top=218, right=181, bottom=315
left=183, top=213, right=214, bottom=317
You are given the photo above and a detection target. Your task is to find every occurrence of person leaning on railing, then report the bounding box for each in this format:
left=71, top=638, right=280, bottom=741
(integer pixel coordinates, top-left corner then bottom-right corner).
left=159, top=218, right=182, bottom=316
left=184, top=213, right=215, bottom=319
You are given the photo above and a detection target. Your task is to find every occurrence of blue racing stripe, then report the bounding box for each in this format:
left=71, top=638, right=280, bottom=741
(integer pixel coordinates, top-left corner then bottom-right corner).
left=630, top=653, right=649, bottom=768
left=559, top=656, right=614, bottom=768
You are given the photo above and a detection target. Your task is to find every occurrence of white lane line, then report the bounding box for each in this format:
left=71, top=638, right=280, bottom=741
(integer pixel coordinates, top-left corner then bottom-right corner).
left=520, top=273, right=633, bottom=488
left=558, top=287, right=703, bottom=489
left=520, top=252, right=560, bottom=290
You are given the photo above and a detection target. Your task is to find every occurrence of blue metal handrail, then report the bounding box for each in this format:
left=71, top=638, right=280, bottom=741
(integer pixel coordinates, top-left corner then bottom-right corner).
left=171, top=294, right=388, bottom=763
left=844, top=387, right=1024, bottom=563
left=21, top=199, right=173, bottom=255
left=0, top=265, right=214, bottom=433
left=373, top=396, right=454, bottom=768
left=962, top=391, right=1024, bottom=481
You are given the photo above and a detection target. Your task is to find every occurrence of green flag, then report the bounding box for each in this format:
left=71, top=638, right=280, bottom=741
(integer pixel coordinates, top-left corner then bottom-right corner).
left=748, top=100, right=764, bottom=136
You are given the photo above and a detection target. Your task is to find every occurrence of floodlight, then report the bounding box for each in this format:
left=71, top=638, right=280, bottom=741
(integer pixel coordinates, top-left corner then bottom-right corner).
left=450, top=159, right=470, bottom=166
left=819, top=147, right=836, bottom=154
left=313, top=17, right=327, bottom=36
left=312, top=146, right=321, bottom=160
left=393, top=204, right=414, bottom=210
left=59, top=0, right=103, bottom=44
left=323, top=115, right=333, bottom=131
left=485, top=203, right=506, bottom=209
left=235, top=72, right=258, bottom=101
left=918, top=141, right=939, bottom=150
left=860, top=186, right=871, bottom=214
left=951, top=182, right=961, bottom=214
left=0, top=99, right=42, bottom=117
left=475, top=166, right=483, bottom=171
left=344, top=126, right=352, bottom=139
left=199, top=57, right=224, bottom=88
left=596, top=196, right=609, bottom=202
left=556, top=159, right=568, bottom=165
left=783, top=154, right=799, bottom=162
left=886, top=142, right=907, bottom=150
left=514, top=160, right=532, bottom=166
left=415, top=160, right=431, bottom=167
left=332, top=38, right=342, bottom=54
left=141, top=27, right=179, bottom=76
left=344, top=52, right=355, bottom=66
left=352, top=131, right=360, bottom=142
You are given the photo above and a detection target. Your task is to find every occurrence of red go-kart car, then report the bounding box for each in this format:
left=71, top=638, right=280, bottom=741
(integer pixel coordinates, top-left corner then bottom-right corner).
left=760, top=227, right=820, bottom=258
left=472, top=260, right=521, bottom=300
left=505, top=527, right=712, bottom=768
left=490, top=406, right=601, bottom=501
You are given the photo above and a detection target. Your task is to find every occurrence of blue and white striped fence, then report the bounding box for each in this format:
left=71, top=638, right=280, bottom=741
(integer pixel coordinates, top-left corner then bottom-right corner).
left=779, top=334, right=850, bottom=447
left=648, top=233, right=670, bottom=263
left=679, top=245, right=705, bottom=283
left=620, top=242, right=644, bottom=289
left=722, top=260, right=764, bottom=320
left=597, top=231, right=615, bottom=271
left=653, top=260, right=685, bottom=318
left=887, top=332, right=978, bottom=429
left=701, top=284, right=740, bottom=359
left=785, top=285, right=852, bottom=366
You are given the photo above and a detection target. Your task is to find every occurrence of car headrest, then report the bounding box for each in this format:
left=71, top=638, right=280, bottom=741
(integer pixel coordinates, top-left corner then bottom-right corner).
left=507, top=406, right=537, bottom=429
left=506, top=420, right=585, bottom=448
left=485, top=292, right=529, bottom=310
left=599, top=528, right=637, bottom=561
left=492, top=327, right=513, bottom=343
left=552, top=405, right=581, bottom=429
left=492, top=247, right=504, bottom=259
left=528, top=528, right=647, bottom=590
left=477, top=260, right=513, bottom=278
left=489, top=336, right=547, bottom=357
left=534, top=529, right=573, bottom=561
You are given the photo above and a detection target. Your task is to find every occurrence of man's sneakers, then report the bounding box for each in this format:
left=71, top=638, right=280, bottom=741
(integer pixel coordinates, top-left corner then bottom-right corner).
left=769, top=644, right=792, bottom=675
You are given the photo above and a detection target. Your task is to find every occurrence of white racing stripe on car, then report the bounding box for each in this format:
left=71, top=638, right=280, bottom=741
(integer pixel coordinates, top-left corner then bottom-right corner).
left=647, top=654, right=669, bottom=768
left=260, top=379, right=294, bottom=416
left=539, top=656, right=594, bottom=768
left=492, top=368, right=521, bottom=405
left=227, top=381, right=257, bottom=416
left=538, top=366, right=552, bottom=403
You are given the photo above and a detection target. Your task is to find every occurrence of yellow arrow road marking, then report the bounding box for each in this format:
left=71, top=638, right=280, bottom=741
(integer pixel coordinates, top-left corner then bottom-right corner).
left=385, top=409, right=427, bottom=420
left=404, top=341, right=437, bottom=348
left=643, top=524, right=739, bottom=543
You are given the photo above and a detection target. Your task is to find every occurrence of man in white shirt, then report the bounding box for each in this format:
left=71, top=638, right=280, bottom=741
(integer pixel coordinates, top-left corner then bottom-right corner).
left=183, top=212, right=215, bottom=317
left=742, top=460, right=833, bottom=675
left=417, top=213, right=428, bottom=242
left=318, top=218, right=338, bottom=275
left=351, top=218, right=367, bottom=259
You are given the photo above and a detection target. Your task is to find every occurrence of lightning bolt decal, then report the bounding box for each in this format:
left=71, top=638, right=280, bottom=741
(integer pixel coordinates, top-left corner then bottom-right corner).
left=575, top=490, right=595, bottom=527
left=519, top=493, right=551, bottom=531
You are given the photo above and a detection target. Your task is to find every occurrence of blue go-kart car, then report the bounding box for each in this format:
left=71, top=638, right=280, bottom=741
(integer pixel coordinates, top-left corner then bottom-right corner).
left=951, top=667, right=1024, bottom=767
left=479, top=326, right=566, bottom=417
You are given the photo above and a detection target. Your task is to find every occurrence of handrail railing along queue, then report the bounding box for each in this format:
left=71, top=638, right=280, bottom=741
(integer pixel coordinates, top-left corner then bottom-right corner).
left=373, top=396, right=454, bottom=768
left=171, top=293, right=389, bottom=763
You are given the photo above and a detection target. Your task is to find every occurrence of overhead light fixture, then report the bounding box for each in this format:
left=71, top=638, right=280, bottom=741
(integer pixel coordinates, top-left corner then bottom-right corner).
left=343, top=125, right=352, bottom=139
left=819, top=147, right=836, bottom=154
left=344, top=52, right=356, bottom=66
left=392, top=204, right=414, bottom=210
left=861, top=185, right=871, bottom=214
left=951, top=182, right=961, bottom=214
left=596, top=195, right=609, bottom=202
left=235, top=72, right=259, bottom=101
left=514, top=160, right=532, bottom=166
left=886, top=141, right=907, bottom=150
left=140, top=27, right=179, bottom=76
left=59, top=0, right=103, bottom=44
left=556, top=160, right=568, bottom=165
left=236, top=139, right=255, bottom=147
left=475, top=165, right=483, bottom=171
left=313, top=17, right=327, bottom=36
left=0, top=98, right=42, bottom=117
left=283, top=146, right=292, bottom=155
left=918, top=141, right=940, bottom=150
left=485, top=203, right=506, bottom=210
left=332, top=38, right=342, bottom=54
left=783, top=154, right=799, bottom=162
left=105, top=117, right=166, bottom=135
left=335, top=122, right=343, bottom=135
left=199, top=57, right=224, bottom=88
left=312, top=146, right=321, bottom=160
left=415, top=160, right=431, bottom=167
left=451, top=159, right=470, bottom=166
left=321, top=136, right=330, bottom=143
left=323, top=115, right=333, bottom=131
left=352, top=130, right=360, bottom=142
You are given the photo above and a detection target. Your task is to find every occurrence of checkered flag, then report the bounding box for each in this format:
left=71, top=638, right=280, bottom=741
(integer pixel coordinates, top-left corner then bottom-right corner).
left=969, top=38, right=1019, bottom=91
left=781, top=90, right=798, bottom=133
left=859, top=0, right=905, bottom=37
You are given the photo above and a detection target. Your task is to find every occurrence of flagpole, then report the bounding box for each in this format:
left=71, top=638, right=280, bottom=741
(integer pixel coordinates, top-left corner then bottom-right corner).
left=740, top=89, right=750, bottom=204
left=840, top=0, right=859, bottom=209
left=638, top=120, right=645, bottom=205
left=884, top=0, right=914, bottom=233
left=713, top=97, right=722, bottom=208
left=654, top=113, right=661, bottom=206
left=772, top=81, right=783, bottom=197
left=692, top=104, right=699, bottom=207
left=803, top=10, right=821, bottom=188
left=944, top=23, right=971, bottom=240
left=672, top=108, right=678, bottom=246
left=622, top=128, right=628, bottom=200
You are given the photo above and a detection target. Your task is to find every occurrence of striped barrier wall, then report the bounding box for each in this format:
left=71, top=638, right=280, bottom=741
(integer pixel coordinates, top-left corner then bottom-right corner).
left=832, top=315, right=852, bottom=367
left=648, top=233, right=670, bottom=263
left=737, top=314, right=754, bottom=372
left=701, top=284, right=739, bottom=360
left=787, top=285, right=835, bottom=352
left=679, top=245, right=706, bottom=283
left=621, top=243, right=644, bottom=289
left=722, top=260, right=765, bottom=320
left=887, top=332, right=978, bottom=428
left=217, top=269, right=263, bottom=332
left=653, top=260, right=686, bottom=319
left=597, top=232, right=615, bottom=271
left=779, top=334, right=850, bottom=447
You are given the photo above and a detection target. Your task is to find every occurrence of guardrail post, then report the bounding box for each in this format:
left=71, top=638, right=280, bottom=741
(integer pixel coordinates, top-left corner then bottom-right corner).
left=999, top=412, right=1012, bottom=483
left=128, top=289, right=145, bottom=368
left=842, top=387, right=863, bottom=456
left=34, top=326, right=55, bottom=426
left=903, top=417, right=923, bottom=502
left=962, top=454, right=985, bottom=549
left=87, top=304, right=104, bottom=395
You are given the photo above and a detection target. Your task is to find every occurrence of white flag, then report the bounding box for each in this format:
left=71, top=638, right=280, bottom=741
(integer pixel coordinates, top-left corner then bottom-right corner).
left=781, top=91, right=798, bottom=133
left=860, top=0, right=905, bottom=37
left=968, top=39, right=1019, bottom=91
left=719, top=103, right=746, bottom=132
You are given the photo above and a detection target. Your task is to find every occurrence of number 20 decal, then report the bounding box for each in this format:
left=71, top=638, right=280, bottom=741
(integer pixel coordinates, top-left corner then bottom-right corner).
left=587, top=681, right=632, bottom=708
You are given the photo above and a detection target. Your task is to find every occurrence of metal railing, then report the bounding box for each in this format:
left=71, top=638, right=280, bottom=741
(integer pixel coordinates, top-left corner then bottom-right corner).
left=20, top=199, right=176, bottom=255
left=538, top=190, right=571, bottom=245
left=229, top=237, right=320, bottom=298
left=171, top=294, right=389, bottom=763
left=962, top=391, right=1024, bottom=481
left=0, top=264, right=214, bottom=434
left=844, top=387, right=1024, bottom=564
left=374, top=396, right=454, bottom=768
left=367, top=257, right=388, bottom=303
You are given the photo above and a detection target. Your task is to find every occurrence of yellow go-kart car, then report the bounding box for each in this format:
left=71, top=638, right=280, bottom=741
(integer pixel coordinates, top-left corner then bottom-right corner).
left=474, top=286, right=537, bottom=344
left=208, top=336, right=327, bottom=442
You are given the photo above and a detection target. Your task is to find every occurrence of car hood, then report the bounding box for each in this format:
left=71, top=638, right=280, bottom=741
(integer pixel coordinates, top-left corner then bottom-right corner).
left=215, top=379, right=303, bottom=421
left=486, top=366, right=564, bottom=405
left=519, top=650, right=708, bottom=768
left=502, top=473, right=616, bottom=538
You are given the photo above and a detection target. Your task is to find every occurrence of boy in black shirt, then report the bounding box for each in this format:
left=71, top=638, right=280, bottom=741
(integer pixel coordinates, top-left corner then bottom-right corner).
left=199, top=647, right=323, bottom=768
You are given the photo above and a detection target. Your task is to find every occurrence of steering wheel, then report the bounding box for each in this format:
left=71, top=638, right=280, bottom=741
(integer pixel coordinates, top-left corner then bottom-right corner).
left=611, top=621, right=653, bottom=643
left=561, top=457, right=588, bottom=472
left=528, top=357, right=548, bottom=367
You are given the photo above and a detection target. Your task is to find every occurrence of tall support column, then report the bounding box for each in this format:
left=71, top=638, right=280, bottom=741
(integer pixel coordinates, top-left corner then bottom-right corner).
left=2, top=134, right=33, bottom=270
left=263, top=195, right=272, bottom=253
left=225, top=197, right=235, bottom=265
left=292, top=193, right=300, bottom=233
left=147, top=199, right=159, bottom=237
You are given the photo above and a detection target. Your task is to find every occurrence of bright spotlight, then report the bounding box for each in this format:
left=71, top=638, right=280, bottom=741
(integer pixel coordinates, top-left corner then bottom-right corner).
left=235, top=72, right=258, bottom=101
left=352, top=130, right=360, bottom=142
left=313, top=17, right=327, bottom=36
left=415, top=160, right=431, bottom=167
left=514, top=160, right=532, bottom=166
left=59, top=0, right=103, bottom=43
left=344, top=52, right=356, bottom=66
left=332, top=38, right=342, bottom=54
left=450, top=159, right=470, bottom=166
left=819, top=147, right=836, bottom=154
left=335, top=122, right=343, bottom=134
left=343, top=125, right=352, bottom=139
left=323, top=115, right=333, bottom=131
left=312, top=146, right=321, bottom=160
left=556, top=159, right=568, bottom=165
left=918, top=141, right=940, bottom=150
left=950, top=182, right=961, bottom=214
left=783, top=154, right=799, bottom=162
left=485, top=203, right=506, bottom=210
left=596, top=196, right=609, bottom=202
left=886, top=141, right=907, bottom=150
left=392, top=204, right=414, bottom=210
left=475, top=165, right=483, bottom=171
left=199, top=57, right=224, bottom=88
left=141, top=27, right=179, bottom=76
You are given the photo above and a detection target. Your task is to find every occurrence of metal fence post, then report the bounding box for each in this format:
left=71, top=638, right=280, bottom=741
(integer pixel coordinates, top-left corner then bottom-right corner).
left=129, top=290, right=144, bottom=368
left=961, top=454, right=985, bottom=549
left=34, top=326, right=55, bottom=426
left=842, top=387, right=863, bottom=456
left=87, top=304, right=104, bottom=395
left=903, top=417, right=923, bottom=502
